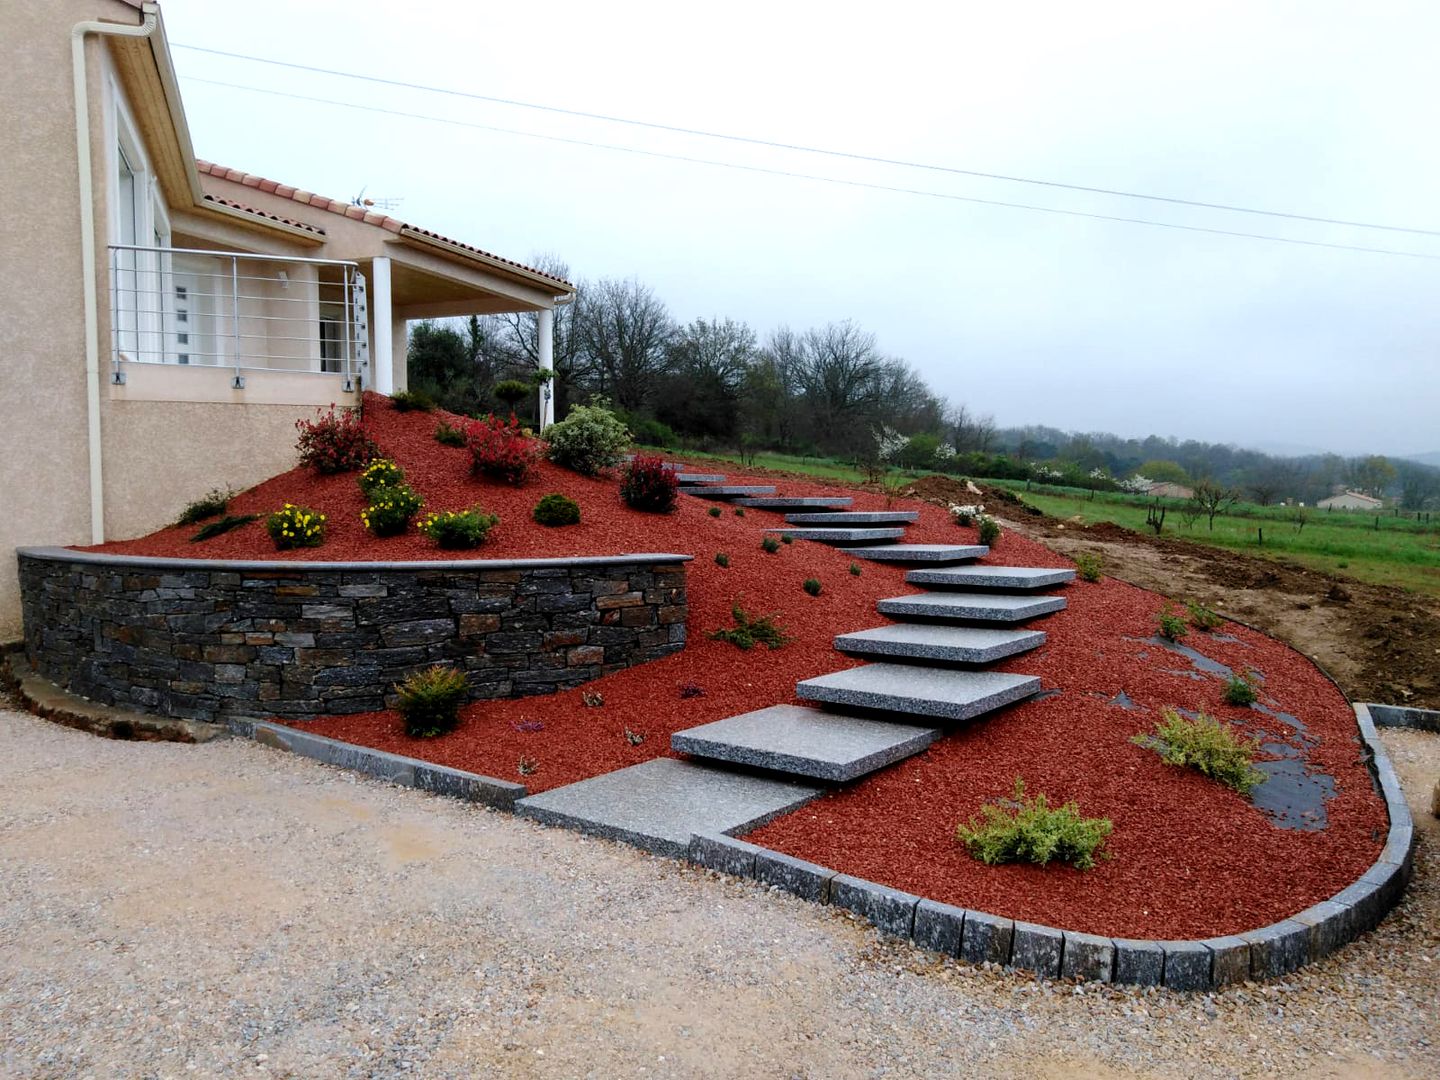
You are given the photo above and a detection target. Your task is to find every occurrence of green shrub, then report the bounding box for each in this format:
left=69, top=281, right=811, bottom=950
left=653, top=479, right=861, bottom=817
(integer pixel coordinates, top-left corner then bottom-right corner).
left=295, top=405, right=377, bottom=473
left=1223, top=673, right=1258, bottom=707
left=620, top=454, right=679, bottom=512
left=1186, top=600, right=1223, bottom=631
left=715, top=552, right=730, bottom=567
left=190, top=513, right=259, bottom=543
left=956, top=778, right=1112, bottom=870
left=707, top=506, right=722, bottom=518
left=395, top=665, right=468, bottom=738
left=803, top=577, right=822, bottom=596
left=1074, top=551, right=1103, bottom=583
left=357, top=458, right=405, bottom=498
left=544, top=404, right=632, bottom=476
left=977, top=515, right=1001, bottom=546
left=1132, top=708, right=1265, bottom=794
left=418, top=506, right=499, bottom=549
left=360, top=483, right=424, bottom=537
left=761, top=536, right=781, bottom=554
left=632, top=417, right=678, bottom=448
left=734, top=507, right=746, bottom=517
left=780, top=533, right=794, bottom=545
left=177, top=487, right=234, bottom=526
left=849, top=562, right=862, bottom=577
left=434, top=421, right=467, bottom=447
left=493, top=379, right=531, bottom=411
left=709, top=603, right=792, bottom=650
left=1157, top=605, right=1188, bottom=641
left=266, top=503, right=326, bottom=549
left=532, top=493, right=581, bottom=526
left=389, top=389, right=435, bottom=412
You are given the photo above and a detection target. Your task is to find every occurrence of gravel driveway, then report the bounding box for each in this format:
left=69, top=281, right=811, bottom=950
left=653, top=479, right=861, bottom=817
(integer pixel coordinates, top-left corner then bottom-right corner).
left=1, top=704, right=1435, bottom=1079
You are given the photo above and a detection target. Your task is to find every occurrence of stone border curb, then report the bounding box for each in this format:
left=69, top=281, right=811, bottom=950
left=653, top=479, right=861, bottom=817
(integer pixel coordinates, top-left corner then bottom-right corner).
left=17, top=546, right=692, bottom=573
left=683, top=703, right=1414, bottom=989
left=1365, top=701, right=1440, bottom=733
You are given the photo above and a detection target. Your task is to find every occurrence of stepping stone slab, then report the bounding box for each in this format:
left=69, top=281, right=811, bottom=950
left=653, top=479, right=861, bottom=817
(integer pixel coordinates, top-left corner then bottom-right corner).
left=671, top=704, right=939, bottom=782
left=676, top=473, right=726, bottom=484
left=847, top=544, right=988, bottom=563
left=684, top=485, right=777, bottom=498
left=905, top=565, right=1077, bottom=591
left=834, top=624, right=1045, bottom=665
left=796, top=664, right=1041, bottom=722
left=785, top=510, right=918, bottom=524
left=763, top=527, right=906, bottom=544
left=877, top=591, right=1066, bottom=624
left=733, top=497, right=854, bottom=509
left=515, top=758, right=820, bottom=858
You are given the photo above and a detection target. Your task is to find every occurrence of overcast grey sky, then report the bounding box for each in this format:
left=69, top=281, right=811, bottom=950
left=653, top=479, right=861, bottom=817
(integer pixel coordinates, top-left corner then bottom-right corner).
left=162, top=0, right=1439, bottom=457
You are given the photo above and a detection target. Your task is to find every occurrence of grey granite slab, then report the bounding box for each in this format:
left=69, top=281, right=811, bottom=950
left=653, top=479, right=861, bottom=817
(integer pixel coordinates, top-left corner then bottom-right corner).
left=671, top=705, right=938, bottom=782
left=784, top=511, right=919, bottom=525
left=684, top=485, right=778, bottom=498
left=1292, top=899, right=1354, bottom=959
left=877, top=591, right=1067, bottom=624
left=514, top=758, right=820, bottom=858
left=913, top=899, right=967, bottom=956
left=960, top=910, right=1014, bottom=965
left=733, top=496, right=855, bottom=509
left=1011, top=922, right=1063, bottom=976
left=905, top=565, right=1077, bottom=591
left=797, top=664, right=1041, bottom=722
left=1241, top=919, right=1309, bottom=979
left=1202, top=935, right=1252, bottom=986
left=1112, top=939, right=1164, bottom=986
left=762, top=527, right=907, bottom=543
left=831, top=875, right=922, bottom=938
left=688, top=832, right=763, bottom=877
left=675, top=473, right=727, bottom=484
left=834, top=624, right=1045, bottom=664
left=847, top=544, right=988, bottom=563
left=1061, top=931, right=1115, bottom=982
left=753, top=848, right=836, bottom=902
left=1161, top=941, right=1213, bottom=990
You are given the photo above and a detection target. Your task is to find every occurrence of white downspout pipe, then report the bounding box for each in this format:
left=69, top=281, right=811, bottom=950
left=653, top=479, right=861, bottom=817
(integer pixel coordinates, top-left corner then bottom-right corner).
left=71, top=3, right=159, bottom=544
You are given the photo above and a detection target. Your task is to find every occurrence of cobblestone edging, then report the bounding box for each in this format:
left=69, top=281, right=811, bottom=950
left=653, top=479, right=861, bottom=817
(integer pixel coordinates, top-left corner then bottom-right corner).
left=688, top=703, right=1414, bottom=989
left=17, top=547, right=689, bottom=724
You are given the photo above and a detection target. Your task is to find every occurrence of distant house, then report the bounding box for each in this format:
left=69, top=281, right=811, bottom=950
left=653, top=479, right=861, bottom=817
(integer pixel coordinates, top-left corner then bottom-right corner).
left=1317, top=491, right=1384, bottom=511
left=1147, top=482, right=1194, bottom=500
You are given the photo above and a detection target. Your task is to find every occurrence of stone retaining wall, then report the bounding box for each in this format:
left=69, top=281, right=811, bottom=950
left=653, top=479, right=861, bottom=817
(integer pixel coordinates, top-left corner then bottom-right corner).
left=18, top=547, right=689, bottom=723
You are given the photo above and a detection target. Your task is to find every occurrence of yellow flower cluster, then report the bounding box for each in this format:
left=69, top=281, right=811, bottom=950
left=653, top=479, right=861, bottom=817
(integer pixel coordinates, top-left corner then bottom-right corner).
left=267, top=502, right=327, bottom=550
left=360, top=483, right=423, bottom=536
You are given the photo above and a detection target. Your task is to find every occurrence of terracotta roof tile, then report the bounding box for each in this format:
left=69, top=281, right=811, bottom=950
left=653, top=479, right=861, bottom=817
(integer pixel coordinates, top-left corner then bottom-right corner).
left=195, top=160, right=574, bottom=290
left=201, top=194, right=326, bottom=236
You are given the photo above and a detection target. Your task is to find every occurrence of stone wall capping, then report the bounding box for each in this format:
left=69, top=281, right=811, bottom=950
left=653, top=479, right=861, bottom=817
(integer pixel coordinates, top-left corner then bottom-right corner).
left=18, top=547, right=692, bottom=572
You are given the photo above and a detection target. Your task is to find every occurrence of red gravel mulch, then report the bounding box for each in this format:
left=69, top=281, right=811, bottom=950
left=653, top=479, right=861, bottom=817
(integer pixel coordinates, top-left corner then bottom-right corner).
left=84, top=395, right=1387, bottom=939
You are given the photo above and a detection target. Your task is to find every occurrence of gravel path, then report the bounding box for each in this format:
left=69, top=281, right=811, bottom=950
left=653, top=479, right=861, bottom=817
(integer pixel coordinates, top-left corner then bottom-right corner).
left=1, top=705, right=1435, bottom=1079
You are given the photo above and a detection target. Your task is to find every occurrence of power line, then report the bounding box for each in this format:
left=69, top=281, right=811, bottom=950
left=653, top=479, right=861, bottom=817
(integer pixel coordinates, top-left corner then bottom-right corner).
left=180, top=75, right=1440, bottom=262
left=172, top=41, right=1440, bottom=239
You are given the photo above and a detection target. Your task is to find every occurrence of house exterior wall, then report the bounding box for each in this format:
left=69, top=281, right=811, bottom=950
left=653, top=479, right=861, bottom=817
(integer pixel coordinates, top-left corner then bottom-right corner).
left=1317, top=493, right=1383, bottom=511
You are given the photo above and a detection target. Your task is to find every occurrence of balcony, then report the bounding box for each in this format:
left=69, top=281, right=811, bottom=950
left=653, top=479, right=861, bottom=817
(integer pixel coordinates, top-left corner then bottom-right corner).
left=108, top=245, right=368, bottom=391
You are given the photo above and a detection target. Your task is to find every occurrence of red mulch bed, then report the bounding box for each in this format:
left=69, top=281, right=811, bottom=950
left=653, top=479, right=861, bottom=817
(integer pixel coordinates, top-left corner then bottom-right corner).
left=85, top=395, right=1387, bottom=939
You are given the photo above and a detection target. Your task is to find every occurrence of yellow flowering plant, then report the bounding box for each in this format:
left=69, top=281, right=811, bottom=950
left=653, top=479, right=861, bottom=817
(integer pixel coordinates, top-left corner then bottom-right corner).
left=266, top=503, right=326, bottom=550
left=357, top=458, right=405, bottom=498
left=360, top=483, right=424, bottom=537
left=418, top=506, right=499, bottom=549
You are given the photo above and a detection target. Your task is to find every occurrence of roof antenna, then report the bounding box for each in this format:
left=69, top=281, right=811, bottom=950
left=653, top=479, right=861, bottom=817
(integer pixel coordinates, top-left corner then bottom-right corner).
left=351, top=185, right=404, bottom=211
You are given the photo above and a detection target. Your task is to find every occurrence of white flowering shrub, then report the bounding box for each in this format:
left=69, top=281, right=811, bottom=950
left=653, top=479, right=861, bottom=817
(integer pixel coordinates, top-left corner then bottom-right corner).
left=874, top=425, right=910, bottom=463
left=949, top=503, right=985, bottom=526
left=933, top=443, right=958, bottom=463
left=1031, top=463, right=1064, bottom=481
left=1118, top=474, right=1154, bottom=494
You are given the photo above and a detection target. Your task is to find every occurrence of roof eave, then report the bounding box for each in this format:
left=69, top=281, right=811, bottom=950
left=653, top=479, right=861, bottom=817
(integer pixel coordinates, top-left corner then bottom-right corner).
left=395, top=227, right=576, bottom=298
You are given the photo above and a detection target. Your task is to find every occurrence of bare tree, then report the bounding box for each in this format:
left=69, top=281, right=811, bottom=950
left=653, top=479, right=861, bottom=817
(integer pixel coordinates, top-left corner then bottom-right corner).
left=742, top=326, right=805, bottom=449
left=948, top=402, right=998, bottom=453
left=654, top=317, right=756, bottom=438
left=492, top=255, right=588, bottom=414
left=797, top=321, right=886, bottom=452
left=1190, top=479, right=1240, bottom=530
left=577, top=277, right=673, bottom=413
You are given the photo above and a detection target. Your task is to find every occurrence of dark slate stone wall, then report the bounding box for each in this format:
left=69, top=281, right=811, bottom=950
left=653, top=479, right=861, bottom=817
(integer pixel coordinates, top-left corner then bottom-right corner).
left=18, top=551, right=688, bottom=722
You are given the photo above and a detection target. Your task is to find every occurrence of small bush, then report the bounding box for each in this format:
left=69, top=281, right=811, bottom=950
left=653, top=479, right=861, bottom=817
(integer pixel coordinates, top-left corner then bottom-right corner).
left=1186, top=600, right=1223, bottom=631
left=357, top=458, right=405, bottom=498
left=295, top=405, right=377, bottom=473
left=761, top=536, right=781, bottom=554
left=678, top=681, right=705, bottom=699
left=1133, top=708, right=1265, bottom=794
left=620, top=454, right=679, bottom=513
left=709, top=602, right=792, bottom=650
left=544, top=404, right=631, bottom=476
left=190, top=513, right=259, bottom=543
left=948, top=502, right=983, bottom=528
left=467, top=414, right=544, bottom=485
left=708, top=506, right=722, bottom=518
left=266, top=503, right=326, bottom=549
left=517, top=755, right=539, bottom=777
left=1223, top=672, right=1259, bottom=706
left=803, top=577, right=822, bottom=596
left=361, top=483, right=424, bottom=537
left=849, top=562, right=862, bottom=577
left=493, top=379, right=531, bottom=411
left=715, top=552, right=730, bottom=567
left=1074, top=552, right=1103, bottom=583
left=532, top=493, right=581, bottom=527
left=780, top=533, right=794, bottom=545
left=956, top=778, right=1112, bottom=870
left=419, top=506, right=499, bottom=549
left=977, top=515, right=1001, bottom=546
left=395, top=665, right=467, bottom=738
left=177, top=487, right=234, bottom=526
left=1157, top=605, right=1188, bottom=641
left=390, top=389, right=435, bottom=412
left=734, top=506, right=746, bottom=517
left=434, top=421, right=467, bottom=447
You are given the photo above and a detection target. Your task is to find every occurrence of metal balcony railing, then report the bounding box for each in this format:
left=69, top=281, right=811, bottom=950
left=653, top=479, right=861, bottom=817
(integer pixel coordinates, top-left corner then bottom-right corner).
left=108, top=245, right=369, bottom=390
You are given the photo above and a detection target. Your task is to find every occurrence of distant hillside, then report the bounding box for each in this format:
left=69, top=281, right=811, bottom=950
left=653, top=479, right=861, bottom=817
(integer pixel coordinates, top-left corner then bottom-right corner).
left=1402, top=451, right=1440, bottom=468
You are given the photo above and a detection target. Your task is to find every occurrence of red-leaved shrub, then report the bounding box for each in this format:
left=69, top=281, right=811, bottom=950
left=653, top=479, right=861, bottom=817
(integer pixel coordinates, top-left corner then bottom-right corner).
left=294, top=405, right=378, bottom=473
left=467, top=414, right=543, bottom=485
left=620, top=454, right=679, bottom=512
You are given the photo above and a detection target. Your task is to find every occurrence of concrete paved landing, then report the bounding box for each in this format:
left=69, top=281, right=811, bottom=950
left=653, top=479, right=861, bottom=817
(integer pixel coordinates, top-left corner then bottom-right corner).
left=784, top=511, right=919, bottom=525
left=846, top=543, right=988, bottom=563
left=834, top=624, right=1045, bottom=664
left=671, top=704, right=939, bottom=782
left=906, top=565, right=1076, bottom=591
left=877, top=591, right=1067, bottom=623
left=797, top=664, right=1042, bottom=722
left=514, top=758, right=820, bottom=857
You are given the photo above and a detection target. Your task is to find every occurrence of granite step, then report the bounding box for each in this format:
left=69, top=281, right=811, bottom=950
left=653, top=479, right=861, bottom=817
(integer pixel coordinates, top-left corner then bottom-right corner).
left=514, top=757, right=820, bottom=858
left=876, top=591, right=1066, bottom=624
left=846, top=544, right=988, bottom=563
left=906, top=565, right=1076, bottom=591
left=683, top=485, right=778, bottom=498
left=763, top=527, right=907, bottom=545
left=834, top=624, right=1045, bottom=664
left=784, top=510, right=919, bottom=525
left=672, top=704, right=938, bottom=783
left=732, top=496, right=855, bottom=510
left=675, top=473, right=727, bottom=484
left=797, top=664, right=1042, bottom=723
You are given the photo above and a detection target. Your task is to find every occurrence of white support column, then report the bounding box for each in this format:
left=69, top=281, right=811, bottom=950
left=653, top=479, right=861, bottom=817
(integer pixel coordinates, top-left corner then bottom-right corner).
left=371, top=256, right=394, bottom=396
left=537, top=306, right=555, bottom=431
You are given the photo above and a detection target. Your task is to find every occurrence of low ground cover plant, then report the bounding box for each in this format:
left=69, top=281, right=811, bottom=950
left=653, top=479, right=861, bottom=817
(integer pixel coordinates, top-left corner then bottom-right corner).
left=978, top=515, right=1001, bottom=546
left=1223, top=671, right=1259, bottom=706
left=803, top=577, right=822, bottom=596
left=267, top=504, right=326, bottom=549
left=467, top=414, right=543, bottom=485
left=1186, top=600, right=1223, bottom=631
left=709, top=602, right=792, bottom=650
left=1157, top=604, right=1188, bottom=641
left=533, top=493, right=581, bottom=526
left=780, top=533, right=794, bottom=545
left=1132, top=708, right=1265, bottom=794
left=295, top=405, right=377, bottom=473
left=177, top=487, right=234, bottom=526
left=190, top=513, right=259, bottom=543
left=361, top=483, right=424, bottom=537
left=419, top=507, right=498, bottom=549
left=620, top=454, right=679, bottom=512
left=395, top=665, right=468, bottom=738
left=357, top=458, right=405, bottom=498
left=849, top=562, right=862, bottom=576
left=544, top=403, right=631, bottom=475
left=734, top=507, right=746, bottom=517
left=1074, top=551, right=1103, bottom=582
left=956, top=778, right=1112, bottom=870
left=714, top=552, right=730, bottom=567
left=434, top=420, right=467, bottom=447
left=708, top=506, right=722, bottom=518
left=761, top=536, right=781, bottom=554
left=389, top=389, right=435, bottom=412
